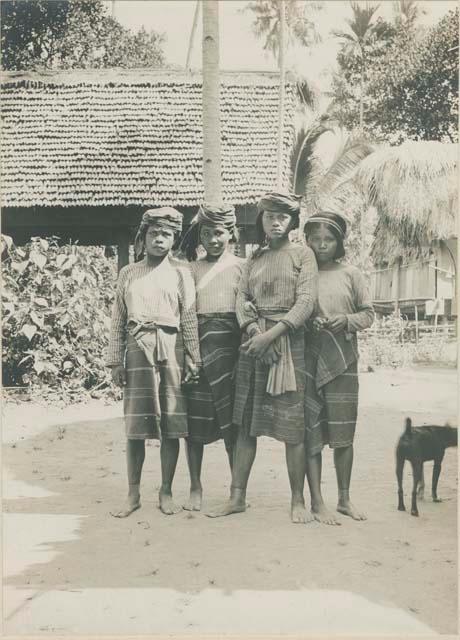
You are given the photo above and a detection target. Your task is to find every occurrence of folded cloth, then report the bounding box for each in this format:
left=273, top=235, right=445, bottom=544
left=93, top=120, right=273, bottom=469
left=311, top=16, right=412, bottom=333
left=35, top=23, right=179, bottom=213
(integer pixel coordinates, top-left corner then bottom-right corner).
left=258, top=314, right=297, bottom=396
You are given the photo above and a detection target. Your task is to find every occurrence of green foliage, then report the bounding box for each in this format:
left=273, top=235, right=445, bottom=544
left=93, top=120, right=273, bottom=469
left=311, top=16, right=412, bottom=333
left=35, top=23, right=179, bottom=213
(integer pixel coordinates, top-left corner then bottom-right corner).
left=1, top=0, right=165, bottom=71
left=366, top=9, right=459, bottom=143
left=2, top=237, right=119, bottom=402
left=329, top=11, right=397, bottom=131
left=243, top=0, right=322, bottom=59
left=359, top=312, right=456, bottom=369
left=330, top=7, right=459, bottom=142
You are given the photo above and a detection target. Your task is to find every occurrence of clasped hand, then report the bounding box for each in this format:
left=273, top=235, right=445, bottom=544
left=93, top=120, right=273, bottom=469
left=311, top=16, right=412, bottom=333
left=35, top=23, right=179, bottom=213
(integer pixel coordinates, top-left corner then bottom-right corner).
left=240, top=332, right=280, bottom=365
left=313, top=314, right=347, bottom=334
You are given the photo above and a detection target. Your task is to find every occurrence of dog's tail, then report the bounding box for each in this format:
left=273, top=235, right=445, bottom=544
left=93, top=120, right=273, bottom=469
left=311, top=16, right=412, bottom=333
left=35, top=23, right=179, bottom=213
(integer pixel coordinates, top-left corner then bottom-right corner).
left=404, top=417, right=412, bottom=436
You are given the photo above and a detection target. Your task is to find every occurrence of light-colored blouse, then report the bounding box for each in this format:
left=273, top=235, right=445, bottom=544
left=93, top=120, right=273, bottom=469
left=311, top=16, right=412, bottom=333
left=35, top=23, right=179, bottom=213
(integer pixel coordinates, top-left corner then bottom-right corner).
left=236, top=241, right=318, bottom=331
left=316, top=263, right=374, bottom=332
left=189, top=252, right=245, bottom=314
left=106, top=256, right=200, bottom=366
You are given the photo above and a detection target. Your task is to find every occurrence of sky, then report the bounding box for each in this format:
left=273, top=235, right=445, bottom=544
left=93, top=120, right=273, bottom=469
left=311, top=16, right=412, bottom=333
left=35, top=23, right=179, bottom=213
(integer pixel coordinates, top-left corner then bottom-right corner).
left=105, top=0, right=457, bottom=85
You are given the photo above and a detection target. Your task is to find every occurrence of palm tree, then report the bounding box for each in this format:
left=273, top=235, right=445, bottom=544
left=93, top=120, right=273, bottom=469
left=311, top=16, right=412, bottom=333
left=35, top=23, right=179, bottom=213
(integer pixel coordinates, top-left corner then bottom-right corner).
left=202, top=0, right=222, bottom=204
left=333, top=1, right=380, bottom=133
left=244, top=0, right=321, bottom=60
left=289, top=115, right=375, bottom=240
left=392, top=0, right=426, bottom=31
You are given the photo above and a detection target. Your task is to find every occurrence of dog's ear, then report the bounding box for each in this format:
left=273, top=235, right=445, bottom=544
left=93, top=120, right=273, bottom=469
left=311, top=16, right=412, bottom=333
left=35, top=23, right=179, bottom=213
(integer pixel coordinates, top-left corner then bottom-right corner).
left=404, top=417, right=412, bottom=435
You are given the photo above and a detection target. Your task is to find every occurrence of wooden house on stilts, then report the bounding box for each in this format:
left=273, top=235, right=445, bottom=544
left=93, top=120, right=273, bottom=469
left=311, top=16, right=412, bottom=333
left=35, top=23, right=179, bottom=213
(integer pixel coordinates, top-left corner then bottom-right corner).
left=1, top=69, right=297, bottom=268
left=358, top=141, right=458, bottom=323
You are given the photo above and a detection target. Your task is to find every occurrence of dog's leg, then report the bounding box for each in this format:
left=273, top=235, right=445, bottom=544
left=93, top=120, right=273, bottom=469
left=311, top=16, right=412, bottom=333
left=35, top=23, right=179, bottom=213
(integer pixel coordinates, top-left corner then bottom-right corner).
left=410, top=459, right=422, bottom=516
left=432, top=454, right=444, bottom=502
left=396, top=453, right=405, bottom=511
left=417, top=464, right=425, bottom=500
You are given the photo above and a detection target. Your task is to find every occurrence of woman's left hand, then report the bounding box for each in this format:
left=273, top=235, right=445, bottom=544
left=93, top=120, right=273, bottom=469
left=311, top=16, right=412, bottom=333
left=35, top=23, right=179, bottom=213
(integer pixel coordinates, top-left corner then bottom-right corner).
left=240, top=332, right=273, bottom=359
left=325, top=314, right=348, bottom=334
left=184, top=356, right=200, bottom=383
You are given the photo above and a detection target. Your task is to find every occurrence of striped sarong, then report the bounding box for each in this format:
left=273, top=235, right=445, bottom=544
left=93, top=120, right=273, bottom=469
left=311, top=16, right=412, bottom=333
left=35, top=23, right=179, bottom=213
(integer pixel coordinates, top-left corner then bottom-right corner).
left=187, top=314, right=240, bottom=444
left=123, top=332, right=188, bottom=440
left=304, top=329, right=359, bottom=456
left=233, top=321, right=306, bottom=445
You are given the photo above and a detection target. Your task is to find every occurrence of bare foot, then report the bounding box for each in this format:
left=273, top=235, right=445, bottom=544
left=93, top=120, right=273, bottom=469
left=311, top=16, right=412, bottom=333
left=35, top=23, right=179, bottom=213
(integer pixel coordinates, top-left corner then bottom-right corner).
left=433, top=496, right=443, bottom=503
left=159, top=490, right=182, bottom=515
left=291, top=499, right=312, bottom=524
left=311, top=502, right=341, bottom=525
left=110, top=495, right=141, bottom=518
left=337, top=500, right=366, bottom=521
left=205, top=497, right=246, bottom=518
left=183, top=488, right=203, bottom=512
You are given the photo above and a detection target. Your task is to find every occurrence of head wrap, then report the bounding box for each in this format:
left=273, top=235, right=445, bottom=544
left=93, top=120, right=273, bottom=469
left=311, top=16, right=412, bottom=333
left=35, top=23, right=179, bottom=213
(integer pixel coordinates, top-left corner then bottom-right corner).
left=303, top=211, right=347, bottom=239
left=257, top=191, right=302, bottom=216
left=134, top=207, right=183, bottom=260
left=180, top=202, right=236, bottom=261
left=195, top=203, right=236, bottom=230
left=252, top=190, right=302, bottom=254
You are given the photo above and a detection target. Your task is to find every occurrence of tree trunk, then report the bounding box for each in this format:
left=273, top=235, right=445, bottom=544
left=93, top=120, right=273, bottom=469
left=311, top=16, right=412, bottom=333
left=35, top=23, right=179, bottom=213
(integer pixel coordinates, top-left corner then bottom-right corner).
left=202, top=0, right=222, bottom=204
left=186, top=0, right=200, bottom=71
left=276, top=0, right=286, bottom=189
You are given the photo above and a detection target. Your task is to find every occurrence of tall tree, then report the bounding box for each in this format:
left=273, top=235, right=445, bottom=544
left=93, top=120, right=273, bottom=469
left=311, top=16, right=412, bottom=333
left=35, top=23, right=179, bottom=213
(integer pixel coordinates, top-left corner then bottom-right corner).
left=1, top=0, right=165, bottom=71
left=392, top=0, right=426, bottom=31
left=366, top=8, right=459, bottom=143
left=333, top=2, right=381, bottom=133
left=244, top=0, right=321, bottom=60
left=202, top=0, right=222, bottom=204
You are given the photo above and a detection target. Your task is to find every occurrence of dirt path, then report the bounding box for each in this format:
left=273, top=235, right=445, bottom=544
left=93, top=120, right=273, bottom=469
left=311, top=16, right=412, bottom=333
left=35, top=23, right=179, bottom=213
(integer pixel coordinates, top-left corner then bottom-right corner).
left=3, top=366, right=457, bottom=635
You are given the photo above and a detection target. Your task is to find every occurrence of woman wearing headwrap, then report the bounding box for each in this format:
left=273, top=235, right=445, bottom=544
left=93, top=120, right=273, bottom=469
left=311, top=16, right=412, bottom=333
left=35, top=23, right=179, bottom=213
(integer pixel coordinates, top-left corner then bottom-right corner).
left=207, top=191, right=318, bottom=523
left=303, top=211, right=374, bottom=524
left=106, top=207, right=201, bottom=517
left=181, top=203, right=245, bottom=511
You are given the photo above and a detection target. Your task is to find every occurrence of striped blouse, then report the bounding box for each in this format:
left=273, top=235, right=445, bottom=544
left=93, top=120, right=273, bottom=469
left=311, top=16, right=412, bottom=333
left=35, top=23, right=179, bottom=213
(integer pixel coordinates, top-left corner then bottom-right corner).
left=236, top=241, right=318, bottom=331
left=106, top=256, right=201, bottom=366
left=189, top=252, right=245, bottom=314
left=316, top=263, right=374, bottom=332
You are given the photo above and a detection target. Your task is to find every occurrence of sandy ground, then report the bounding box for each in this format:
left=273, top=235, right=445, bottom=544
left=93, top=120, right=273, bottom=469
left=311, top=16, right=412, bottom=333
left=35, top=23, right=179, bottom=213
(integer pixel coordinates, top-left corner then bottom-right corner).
left=2, top=366, right=458, bottom=636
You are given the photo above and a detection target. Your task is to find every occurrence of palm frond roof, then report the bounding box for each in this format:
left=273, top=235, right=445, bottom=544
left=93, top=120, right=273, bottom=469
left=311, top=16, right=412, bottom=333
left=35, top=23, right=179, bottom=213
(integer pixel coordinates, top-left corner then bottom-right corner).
left=1, top=69, right=296, bottom=209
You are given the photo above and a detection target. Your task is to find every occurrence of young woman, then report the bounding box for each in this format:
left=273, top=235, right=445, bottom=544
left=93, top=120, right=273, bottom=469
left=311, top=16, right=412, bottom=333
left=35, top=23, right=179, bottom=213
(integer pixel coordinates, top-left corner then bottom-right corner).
left=107, top=207, right=201, bottom=517
left=181, top=203, right=244, bottom=511
left=303, top=211, right=374, bottom=524
left=208, top=191, right=318, bottom=523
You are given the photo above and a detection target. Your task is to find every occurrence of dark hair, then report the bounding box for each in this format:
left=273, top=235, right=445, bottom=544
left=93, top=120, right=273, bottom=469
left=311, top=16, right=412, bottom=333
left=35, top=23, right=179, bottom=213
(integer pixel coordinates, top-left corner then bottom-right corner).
left=303, top=220, right=345, bottom=260
left=252, top=209, right=299, bottom=258
left=134, top=222, right=181, bottom=262
left=181, top=222, right=238, bottom=261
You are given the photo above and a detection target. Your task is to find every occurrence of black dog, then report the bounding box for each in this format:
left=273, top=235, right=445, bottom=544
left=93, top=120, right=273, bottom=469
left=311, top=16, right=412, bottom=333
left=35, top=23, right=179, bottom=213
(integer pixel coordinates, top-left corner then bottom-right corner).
left=396, top=417, right=457, bottom=516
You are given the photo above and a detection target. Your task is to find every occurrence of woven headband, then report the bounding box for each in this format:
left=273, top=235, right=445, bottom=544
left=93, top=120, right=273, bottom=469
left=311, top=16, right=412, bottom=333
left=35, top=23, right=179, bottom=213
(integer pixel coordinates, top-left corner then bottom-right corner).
left=304, top=216, right=345, bottom=239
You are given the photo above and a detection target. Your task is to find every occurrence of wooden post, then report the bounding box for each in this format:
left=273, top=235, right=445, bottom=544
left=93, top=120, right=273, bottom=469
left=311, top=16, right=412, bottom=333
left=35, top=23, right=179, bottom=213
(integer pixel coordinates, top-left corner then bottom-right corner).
left=276, top=0, right=286, bottom=189
left=237, top=227, right=247, bottom=258
left=392, top=258, right=400, bottom=314
left=414, top=303, right=419, bottom=344
left=117, top=229, right=130, bottom=272
left=202, top=0, right=222, bottom=204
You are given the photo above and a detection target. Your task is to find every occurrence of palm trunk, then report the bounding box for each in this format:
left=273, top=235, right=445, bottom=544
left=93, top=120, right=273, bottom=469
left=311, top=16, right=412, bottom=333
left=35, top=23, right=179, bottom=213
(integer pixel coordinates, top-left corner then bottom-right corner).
left=186, top=0, right=200, bottom=71
left=202, top=0, right=222, bottom=204
left=276, top=0, right=286, bottom=189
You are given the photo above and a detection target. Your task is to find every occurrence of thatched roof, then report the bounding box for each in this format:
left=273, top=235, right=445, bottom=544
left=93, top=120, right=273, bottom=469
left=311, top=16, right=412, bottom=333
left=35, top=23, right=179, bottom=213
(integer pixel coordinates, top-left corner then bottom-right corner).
left=356, top=141, right=458, bottom=263
left=1, top=69, right=296, bottom=209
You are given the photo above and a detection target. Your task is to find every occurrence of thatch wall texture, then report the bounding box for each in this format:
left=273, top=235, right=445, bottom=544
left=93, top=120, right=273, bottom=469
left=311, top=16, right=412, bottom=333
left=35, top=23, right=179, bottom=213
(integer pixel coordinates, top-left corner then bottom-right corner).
left=356, top=141, right=458, bottom=264
left=1, top=70, right=296, bottom=209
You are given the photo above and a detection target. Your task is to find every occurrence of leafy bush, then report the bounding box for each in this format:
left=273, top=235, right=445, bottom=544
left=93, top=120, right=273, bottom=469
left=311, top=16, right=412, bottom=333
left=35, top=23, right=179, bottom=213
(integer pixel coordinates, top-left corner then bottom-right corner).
left=2, top=236, right=119, bottom=403
left=359, top=311, right=456, bottom=369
